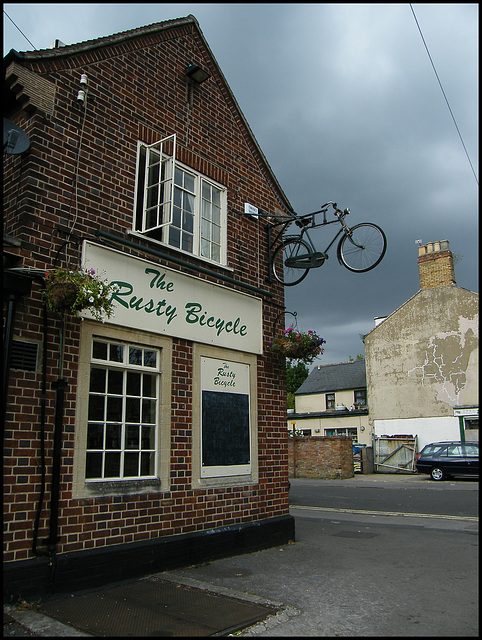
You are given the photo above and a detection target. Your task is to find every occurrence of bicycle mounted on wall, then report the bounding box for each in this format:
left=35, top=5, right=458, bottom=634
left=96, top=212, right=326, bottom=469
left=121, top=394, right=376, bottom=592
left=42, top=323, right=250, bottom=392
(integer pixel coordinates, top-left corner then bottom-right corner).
left=256, top=201, right=387, bottom=286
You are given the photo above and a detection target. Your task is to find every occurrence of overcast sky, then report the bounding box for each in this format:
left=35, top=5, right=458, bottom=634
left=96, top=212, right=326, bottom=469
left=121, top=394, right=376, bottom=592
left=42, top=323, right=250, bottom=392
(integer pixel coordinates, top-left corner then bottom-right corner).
left=4, top=3, right=478, bottom=365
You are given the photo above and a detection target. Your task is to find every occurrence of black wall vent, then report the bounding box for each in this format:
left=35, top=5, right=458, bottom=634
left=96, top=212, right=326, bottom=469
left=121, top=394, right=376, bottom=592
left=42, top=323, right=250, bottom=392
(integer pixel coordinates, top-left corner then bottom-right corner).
left=11, top=340, right=38, bottom=372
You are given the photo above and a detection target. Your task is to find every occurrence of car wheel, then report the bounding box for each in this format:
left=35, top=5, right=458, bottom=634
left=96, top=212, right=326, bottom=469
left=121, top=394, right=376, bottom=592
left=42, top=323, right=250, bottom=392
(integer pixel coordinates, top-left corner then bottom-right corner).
left=430, top=466, right=445, bottom=481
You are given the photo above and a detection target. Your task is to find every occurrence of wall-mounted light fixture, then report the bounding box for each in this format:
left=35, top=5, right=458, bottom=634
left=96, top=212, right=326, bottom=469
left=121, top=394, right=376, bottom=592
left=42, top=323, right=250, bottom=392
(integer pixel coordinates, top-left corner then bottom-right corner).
left=185, top=63, right=211, bottom=84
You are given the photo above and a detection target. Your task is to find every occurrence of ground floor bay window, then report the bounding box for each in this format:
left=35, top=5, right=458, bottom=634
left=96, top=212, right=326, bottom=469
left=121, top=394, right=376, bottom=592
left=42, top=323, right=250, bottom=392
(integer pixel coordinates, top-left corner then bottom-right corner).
left=73, top=322, right=172, bottom=498
left=86, top=339, right=159, bottom=480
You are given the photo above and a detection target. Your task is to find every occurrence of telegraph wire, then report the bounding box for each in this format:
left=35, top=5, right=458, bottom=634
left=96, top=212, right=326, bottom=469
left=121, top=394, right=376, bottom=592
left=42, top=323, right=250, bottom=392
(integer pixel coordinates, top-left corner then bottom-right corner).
left=409, top=4, right=478, bottom=186
left=3, top=9, right=37, bottom=50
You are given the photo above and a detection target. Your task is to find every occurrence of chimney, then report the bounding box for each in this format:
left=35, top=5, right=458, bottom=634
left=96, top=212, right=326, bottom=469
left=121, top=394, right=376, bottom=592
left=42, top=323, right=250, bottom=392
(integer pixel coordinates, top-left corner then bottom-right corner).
left=417, top=240, right=455, bottom=289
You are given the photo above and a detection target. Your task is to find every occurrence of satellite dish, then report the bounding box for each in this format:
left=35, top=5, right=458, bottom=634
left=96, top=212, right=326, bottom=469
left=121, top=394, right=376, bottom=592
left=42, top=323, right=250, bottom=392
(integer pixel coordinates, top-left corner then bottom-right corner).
left=3, top=118, right=30, bottom=155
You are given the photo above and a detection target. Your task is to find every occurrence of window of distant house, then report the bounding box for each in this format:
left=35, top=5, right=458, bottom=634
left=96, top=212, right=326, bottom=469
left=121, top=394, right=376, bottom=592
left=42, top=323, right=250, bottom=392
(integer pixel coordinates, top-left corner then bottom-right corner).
left=85, top=339, right=160, bottom=480
left=354, top=389, right=367, bottom=407
left=134, top=136, right=227, bottom=265
left=325, top=427, right=358, bottom=440
left=326, top=393, right=335, bottom=410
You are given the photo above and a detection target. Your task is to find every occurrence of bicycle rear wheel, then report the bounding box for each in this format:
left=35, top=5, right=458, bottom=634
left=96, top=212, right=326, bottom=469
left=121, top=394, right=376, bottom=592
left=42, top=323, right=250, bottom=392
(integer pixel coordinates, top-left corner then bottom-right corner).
left=272, top=238, right=311, bottom=286
left=337, top=223, right=386, bottom=272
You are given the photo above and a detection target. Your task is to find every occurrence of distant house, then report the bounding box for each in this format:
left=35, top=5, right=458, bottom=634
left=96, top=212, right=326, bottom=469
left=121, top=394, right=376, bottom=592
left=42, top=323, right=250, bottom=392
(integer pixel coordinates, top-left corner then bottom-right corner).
left=288, top=359, right=370, bottom=445
left=364, top=241, right=478, bottom=449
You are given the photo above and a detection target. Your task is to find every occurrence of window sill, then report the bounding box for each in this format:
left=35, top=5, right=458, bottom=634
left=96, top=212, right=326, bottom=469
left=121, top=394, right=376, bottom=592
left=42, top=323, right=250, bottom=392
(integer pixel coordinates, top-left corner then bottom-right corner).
left=81, top=478, right=163, bottom=497
left=193, top=474, right=257, bottom=490
left=127, top=230, right=234, bottom=273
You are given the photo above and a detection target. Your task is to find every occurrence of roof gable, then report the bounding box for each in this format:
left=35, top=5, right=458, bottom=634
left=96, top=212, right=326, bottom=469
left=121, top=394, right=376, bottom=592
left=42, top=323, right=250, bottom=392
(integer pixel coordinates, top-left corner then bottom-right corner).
left=364, top=284, right=479, bottom=340
left=295, top=359, right=366, bottom=395
left=4, top=15, right=292, bottom=213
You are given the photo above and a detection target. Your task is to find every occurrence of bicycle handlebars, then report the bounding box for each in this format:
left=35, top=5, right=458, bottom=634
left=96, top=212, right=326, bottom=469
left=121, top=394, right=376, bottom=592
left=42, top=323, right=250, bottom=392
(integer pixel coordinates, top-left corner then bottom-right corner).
left=320, top=202, right=350, bottom=216
left=294, top=202, right=350, bottom=227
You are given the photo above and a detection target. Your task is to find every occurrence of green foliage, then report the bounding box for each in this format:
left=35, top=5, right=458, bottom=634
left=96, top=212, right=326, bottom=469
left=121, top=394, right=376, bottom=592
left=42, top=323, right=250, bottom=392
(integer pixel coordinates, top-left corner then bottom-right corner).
left=349, top=354, right=364, bottom=361
left=287, top=391, right=295, bottom=410
left=286, top=361, right=309, bottom=395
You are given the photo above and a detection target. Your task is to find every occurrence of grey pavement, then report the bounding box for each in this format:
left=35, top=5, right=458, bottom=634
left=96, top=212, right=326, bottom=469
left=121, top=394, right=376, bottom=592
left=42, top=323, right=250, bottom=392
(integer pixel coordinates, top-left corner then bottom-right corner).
left=4, top=473, right=478, bottom=637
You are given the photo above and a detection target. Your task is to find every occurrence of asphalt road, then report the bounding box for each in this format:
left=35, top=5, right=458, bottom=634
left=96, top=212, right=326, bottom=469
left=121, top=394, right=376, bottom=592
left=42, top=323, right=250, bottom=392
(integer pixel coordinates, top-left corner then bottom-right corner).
left=289, top=474, right=479, bottom=518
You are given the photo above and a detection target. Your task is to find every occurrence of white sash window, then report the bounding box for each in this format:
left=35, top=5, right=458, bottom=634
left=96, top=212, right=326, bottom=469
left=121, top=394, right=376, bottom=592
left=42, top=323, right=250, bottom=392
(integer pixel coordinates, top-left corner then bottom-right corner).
left=85, top=339, right=160, bottom=480
left=134, top=136, right=227, bottom=265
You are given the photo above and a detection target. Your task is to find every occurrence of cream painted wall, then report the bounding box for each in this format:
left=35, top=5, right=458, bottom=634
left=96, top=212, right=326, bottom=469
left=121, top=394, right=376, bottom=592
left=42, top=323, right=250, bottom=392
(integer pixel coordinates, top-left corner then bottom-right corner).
left=365, top=286, right=478, bottom=423
left=296, top=389, right=362, bottom=413
left=287, top=413, right=371, bottom=445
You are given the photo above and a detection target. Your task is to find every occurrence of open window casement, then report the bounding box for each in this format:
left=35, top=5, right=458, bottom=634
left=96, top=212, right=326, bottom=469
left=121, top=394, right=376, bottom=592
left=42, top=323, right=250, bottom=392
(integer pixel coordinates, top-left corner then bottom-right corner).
left=141, top=134, right=176, bottom=234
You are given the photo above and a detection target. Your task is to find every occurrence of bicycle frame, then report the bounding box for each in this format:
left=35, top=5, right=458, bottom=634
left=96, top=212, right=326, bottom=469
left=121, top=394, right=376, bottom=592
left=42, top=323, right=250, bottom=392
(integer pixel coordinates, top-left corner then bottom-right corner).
left=281, top=206, right=356, bottom=269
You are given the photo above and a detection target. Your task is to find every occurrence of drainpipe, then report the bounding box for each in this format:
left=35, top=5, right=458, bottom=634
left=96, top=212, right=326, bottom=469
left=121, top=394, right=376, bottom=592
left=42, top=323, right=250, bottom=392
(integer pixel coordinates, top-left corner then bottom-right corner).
left=47, top=375, right=67, bottom=586
left=46, top=315, right=67, bottom=588
left=32, top=289, right=50, bottom=558
left=458, top=416, right=465, bottom=442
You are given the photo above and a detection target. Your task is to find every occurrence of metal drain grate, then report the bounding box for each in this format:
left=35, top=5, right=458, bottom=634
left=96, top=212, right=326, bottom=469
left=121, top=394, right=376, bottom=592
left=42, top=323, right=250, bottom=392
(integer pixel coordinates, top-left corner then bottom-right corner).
left=40, top=577, right=279, bottom=637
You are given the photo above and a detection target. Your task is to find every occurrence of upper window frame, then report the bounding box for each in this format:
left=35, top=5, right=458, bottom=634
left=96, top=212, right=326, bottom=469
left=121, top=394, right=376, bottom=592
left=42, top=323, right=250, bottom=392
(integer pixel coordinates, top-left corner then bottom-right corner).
left=133, top=136, right=228, bottom=267
left=325, top=393, right=335, bottom=410
left=354, top=389, right=367, bottom=407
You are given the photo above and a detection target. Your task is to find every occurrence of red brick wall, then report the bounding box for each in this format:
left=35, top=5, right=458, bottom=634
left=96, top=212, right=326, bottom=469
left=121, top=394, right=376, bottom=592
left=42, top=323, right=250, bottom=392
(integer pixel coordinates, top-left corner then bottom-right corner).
left=288, top=436, right=354, bottom=479
left=3, top=21, right=291, bottom=563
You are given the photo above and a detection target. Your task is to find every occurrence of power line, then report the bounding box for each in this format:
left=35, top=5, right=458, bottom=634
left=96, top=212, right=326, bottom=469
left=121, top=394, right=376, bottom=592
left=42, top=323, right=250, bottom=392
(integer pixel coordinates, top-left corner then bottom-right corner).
left=3, top=9, right=37, bottom=50
left=409, top=4, right=478, bottom=186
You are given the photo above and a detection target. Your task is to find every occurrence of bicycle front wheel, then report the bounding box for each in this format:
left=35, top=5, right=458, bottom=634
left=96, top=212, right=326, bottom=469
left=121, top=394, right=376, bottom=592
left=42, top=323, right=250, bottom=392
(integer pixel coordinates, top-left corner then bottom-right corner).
left=337, top=223, right=386, bottom=272
left=272, top=238, right=311, bottom=286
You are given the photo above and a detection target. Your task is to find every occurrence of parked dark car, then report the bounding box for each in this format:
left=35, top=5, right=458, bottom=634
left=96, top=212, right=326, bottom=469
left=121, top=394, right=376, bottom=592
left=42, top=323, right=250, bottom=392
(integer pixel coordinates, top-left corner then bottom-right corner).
left=415, top=441, right=479, bottom=481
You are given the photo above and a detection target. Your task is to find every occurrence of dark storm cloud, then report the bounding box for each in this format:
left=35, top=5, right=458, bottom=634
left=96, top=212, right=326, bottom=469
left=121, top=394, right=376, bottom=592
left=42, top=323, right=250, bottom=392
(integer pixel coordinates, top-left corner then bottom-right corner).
left=4, top=3, right=477, bottom=364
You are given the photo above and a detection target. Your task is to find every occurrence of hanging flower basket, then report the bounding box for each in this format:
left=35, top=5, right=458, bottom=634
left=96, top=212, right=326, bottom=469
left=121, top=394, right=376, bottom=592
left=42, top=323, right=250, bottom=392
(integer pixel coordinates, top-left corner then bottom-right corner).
left=44, top=267, right=118, bottom=322
left=270, top=325, right=326, bottom=365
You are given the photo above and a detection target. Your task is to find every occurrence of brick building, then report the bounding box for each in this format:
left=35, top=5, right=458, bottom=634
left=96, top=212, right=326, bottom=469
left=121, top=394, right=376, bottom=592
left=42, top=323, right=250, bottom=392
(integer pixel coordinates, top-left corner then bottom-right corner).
left=3, top=15, right=295, bottom=600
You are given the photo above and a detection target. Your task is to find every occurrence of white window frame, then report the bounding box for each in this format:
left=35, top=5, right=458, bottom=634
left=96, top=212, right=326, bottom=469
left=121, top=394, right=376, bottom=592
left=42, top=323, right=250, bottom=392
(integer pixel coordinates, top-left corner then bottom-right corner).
left=324, top=427, right=358, bottom=439
left=140, top=134, right=176, bottom=234
left=85, top=338, right=161, bottom=482
left=133, top=137, right=228, bottom=266
left=72, top=322, right=172, bottom=499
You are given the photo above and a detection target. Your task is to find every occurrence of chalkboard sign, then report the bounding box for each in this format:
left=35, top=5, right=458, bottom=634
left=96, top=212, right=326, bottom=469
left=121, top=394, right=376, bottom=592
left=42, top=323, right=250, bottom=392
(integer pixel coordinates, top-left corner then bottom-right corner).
left=202, top=391, right=250, bottom=467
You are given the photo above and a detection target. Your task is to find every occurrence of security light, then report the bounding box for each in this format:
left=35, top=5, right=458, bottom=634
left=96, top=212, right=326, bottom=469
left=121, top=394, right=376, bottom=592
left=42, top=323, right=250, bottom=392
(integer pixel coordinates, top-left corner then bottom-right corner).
left=185, top=63, right=211, bottom=84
